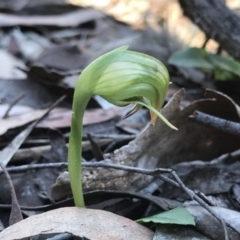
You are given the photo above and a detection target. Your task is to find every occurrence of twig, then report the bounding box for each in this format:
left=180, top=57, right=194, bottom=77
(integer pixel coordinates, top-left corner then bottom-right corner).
left=201, top=37, right=210, bottom=48
left=103, top=140, right=117, bottom=153
left=2, top=161, right=237, bottom=237
left=189, top=111, right=240, bottom=137
left=171, top=172, right=230, bottom=240
left=221, top=220, right=230, bottom=240
left=194, top=190, right=229, bottom=240
left=194, top=190, right=215, bottom=206
left=2, top=161, right=171, bottom=174
left=82, top=133, right=136, bottom=141
left=2, top=93, right=25, bottom=119
left=87, top=134, right=104, bottom=161
left=0, top=163, right=23, bottom=225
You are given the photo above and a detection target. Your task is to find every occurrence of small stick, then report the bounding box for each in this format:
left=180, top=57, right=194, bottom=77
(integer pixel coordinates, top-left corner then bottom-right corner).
left=189, top=111, right=240, bottom=137
left=171, top=172, right=230, bottom=240
left=82, top=134, right=136, bottom=141
left=0, top=163, right=23, bottom=225
left=194, top=190, right=215, bottom=206
left=2, top=93, right=25, bottom=119
left=202, top=36, right=210, bottom=48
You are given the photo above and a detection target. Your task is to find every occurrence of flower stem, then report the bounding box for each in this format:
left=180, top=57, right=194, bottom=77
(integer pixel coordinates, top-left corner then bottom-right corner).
left=68, top=90, right=90, bottom=207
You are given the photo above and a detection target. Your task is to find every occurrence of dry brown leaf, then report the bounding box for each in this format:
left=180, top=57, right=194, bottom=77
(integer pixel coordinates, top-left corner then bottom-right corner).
left=37, top=106, right=122, bottom=129
left=159, top=153, right=240, bottom=200
left=0, top=49, right=26, bottom=80
left=186, top=206, right=240, bottom=239
left=154, top=225, right=209, bottom=239
left=0, top=108, right=66, bottom=136
left=0, top=107, right=122, bottom=136
left=0, top=104, right=32, bottom=118
left=0, top=207, right=153, bottom=240
left=34, top=44, right=93, bottom=71
left=0, top=79, right=59, bottom=109
left=0, top=97, right=65, bottom=167
left=0, top=9, right=104, bottom=27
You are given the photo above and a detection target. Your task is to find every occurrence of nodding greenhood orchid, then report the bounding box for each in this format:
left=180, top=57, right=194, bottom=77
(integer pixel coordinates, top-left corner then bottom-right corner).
left=68, top=46, right=177, bottom=207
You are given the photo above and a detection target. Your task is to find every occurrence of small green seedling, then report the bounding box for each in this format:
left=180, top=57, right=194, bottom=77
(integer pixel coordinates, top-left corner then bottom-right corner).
left=68, top=46, right=177, bottom=207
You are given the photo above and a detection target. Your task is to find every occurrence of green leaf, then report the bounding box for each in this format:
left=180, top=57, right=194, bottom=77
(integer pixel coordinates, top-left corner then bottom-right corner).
left=168, top=47, right=240, bottom=81
left=208, top=54, right=240, bottom=75
left=168, top=47, right=214, bottom=69
left=137, top=207, right=195, bottom=226
left=208, top=53, right=240, bottom=78
left=214, top=68, right=237, bottom=81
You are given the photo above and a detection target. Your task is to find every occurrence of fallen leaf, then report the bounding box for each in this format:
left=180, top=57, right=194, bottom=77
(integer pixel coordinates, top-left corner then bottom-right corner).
left=34, top=44, right=93, bottom=71
left=0, top=108, right=66, bottom=136
left=186, top=205, right=240, bottom=240
left=0, top=107, right=122, bottom=136
left=160, top=153, right=240, bottom=200
left=0, top=79, right=60, bottom=108
left=0, top=207, right=153, bottom=240
left=137, top=207, right=195, bottom=226
left=11, top=29, right=51, bottom=62
left=37, top=107, right=123, bottom=129
left=0, top=96, right=65, bottom=166
left=154, top=225, right=210, bottom=240
left=0, top=104, right=32, bottom=119
left=0, top=49, right=26, bottom=80
left=0, top=9, right=104, bottom=28
left=28, top=64, right=80, bottom=88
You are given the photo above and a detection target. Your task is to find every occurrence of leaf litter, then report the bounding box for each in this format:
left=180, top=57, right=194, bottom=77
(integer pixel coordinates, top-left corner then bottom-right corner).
left=0, top=1, right=240, bottom=240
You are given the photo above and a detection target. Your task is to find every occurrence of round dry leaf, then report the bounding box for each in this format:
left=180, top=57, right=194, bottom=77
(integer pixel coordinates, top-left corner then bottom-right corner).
left=0, top=207, right=153, bottom=240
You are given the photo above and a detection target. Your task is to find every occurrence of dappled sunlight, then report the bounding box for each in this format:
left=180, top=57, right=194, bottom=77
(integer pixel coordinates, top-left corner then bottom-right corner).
left=68, top=0, right=238, bottom=51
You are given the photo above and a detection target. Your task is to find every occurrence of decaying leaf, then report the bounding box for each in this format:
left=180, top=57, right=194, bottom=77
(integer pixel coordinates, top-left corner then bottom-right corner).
left=33, top=44, right=93, bottom=71
left=0, top=9, right=104, bottom=28
left=0, top=207, right=153, bottom=240
left=159, top=151, right=240, bottom=200
left=0, top=101, right=64, bottom=166
left=0, top=79, right=59, bottom=108
left=154, top=225, right=210, bottom=240
left=0, top=49, right=26, bottom=80
left=186, top=206, right=240, bottom=240
left=51, top=89, right=240, bottom=201
left=0, top=104, right=32, bottom=118
left=0, top=106, right=122, bottom=136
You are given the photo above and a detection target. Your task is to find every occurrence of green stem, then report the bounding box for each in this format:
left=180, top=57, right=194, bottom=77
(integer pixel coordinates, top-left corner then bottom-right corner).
left=68, top=92, right=90, bottom=207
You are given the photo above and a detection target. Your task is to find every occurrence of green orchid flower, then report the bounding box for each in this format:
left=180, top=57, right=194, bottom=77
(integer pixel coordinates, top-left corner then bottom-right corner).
left=68, top=46, right=177, bottom=207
